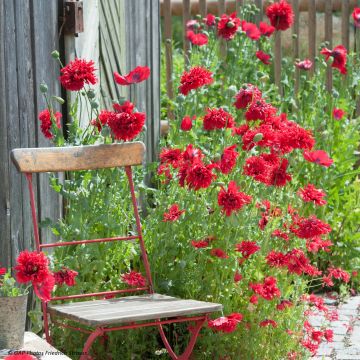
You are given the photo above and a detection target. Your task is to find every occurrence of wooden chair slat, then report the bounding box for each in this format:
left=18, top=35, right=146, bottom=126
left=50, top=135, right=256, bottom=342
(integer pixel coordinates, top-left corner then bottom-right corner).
left=11, top=142, right=145, bottom=173
left=48, top=293, right=222, bottom=326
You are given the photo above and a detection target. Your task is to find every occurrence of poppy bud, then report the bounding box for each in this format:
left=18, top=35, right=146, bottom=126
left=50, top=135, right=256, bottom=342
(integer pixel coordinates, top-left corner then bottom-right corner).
left=90, top=101, right=99, bottom=109
left=51, top=50, right=60, bottom=59
left=87, top=89, right=96, bottom=99
left=52, top=96, right=65, bottom=105
left=180, top=116, right=193, bottom=131
left=253, top=133, right=263, bottom=142
left=227, top=85, right=237, bottom=96
left=40, top=83, right=48, bottom=93
left=226, top=21, right=235, bottom=28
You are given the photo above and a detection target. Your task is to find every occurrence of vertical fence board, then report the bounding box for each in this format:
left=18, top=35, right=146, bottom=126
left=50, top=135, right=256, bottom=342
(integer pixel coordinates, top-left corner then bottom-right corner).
left=183, top=0, right=190, bottom=66
left=255, top=0, right=263, bottom=24
left=199, top=0, right=207, bottom=17
left=164, top=0, right=174, bottom=105
left=274, top=30, right=282, bottom=95
left=342, top=0, right=350, bottom=50
left=325, top=0, right=333, bottom=91
left=292, top=0, right=300, bottom=94
left=308, top=0, right=316, bottom=76
left=236, top=0, right=243, bottom=14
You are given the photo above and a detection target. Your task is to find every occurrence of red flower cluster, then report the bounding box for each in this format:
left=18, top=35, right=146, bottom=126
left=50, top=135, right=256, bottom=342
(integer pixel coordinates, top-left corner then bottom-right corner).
left=114, top=66, right=150, bottom=85
left=217, top=13, right=241, bottom=40
left=298, top=184, right=327, bottom=206
left=216, top=145, right=239, bottom=174
left=186, top=30, right=208, bottom=46
left=54, top=267, right=78, bottom=287
left=38, top=109, right=62, bottom=139
left=210, top=248, right=229, bottom=259
left=321, top=45, right=347, bottom=74
left=60, top=58, right=97, bottom=91
left=249, top=276, right=281, bottom=300
left=291, top=215, right=331, bottom=239
left=163, top=204, right=185, bottom=222
left=218, top=181, right=252, bottom=216
left=235, top=241, right=260, bottom=259
left=266, top=0, right=294, bottom=31
left=276, top=299, right=293, bottom=311
left=234, top=84, right=262, bottom=109
left=203, top=108, right=234, bottom=130
left=259, top=319, right=277, bottom=328
left=208, top=313, right=243, bottom=333
left=323, top=267, right=350, bottom=286
left=15, top=250, right=54, bottom=301
left=179, top=66, right=214, bottom=95
left=121, top=271, right=146, bottom=287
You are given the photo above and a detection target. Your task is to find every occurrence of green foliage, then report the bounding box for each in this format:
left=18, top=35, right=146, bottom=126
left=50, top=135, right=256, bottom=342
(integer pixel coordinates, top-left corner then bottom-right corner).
left=0, top=272, right=27, bottom=297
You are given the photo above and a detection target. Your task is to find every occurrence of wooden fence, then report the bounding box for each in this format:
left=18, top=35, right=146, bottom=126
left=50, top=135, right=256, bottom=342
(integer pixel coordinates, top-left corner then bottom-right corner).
left=161, top=0, right=360, bottom=120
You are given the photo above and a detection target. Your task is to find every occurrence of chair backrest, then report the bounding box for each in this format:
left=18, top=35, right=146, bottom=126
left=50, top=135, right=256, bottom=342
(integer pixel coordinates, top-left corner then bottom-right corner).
left=11, top=142, right=154, bottom=302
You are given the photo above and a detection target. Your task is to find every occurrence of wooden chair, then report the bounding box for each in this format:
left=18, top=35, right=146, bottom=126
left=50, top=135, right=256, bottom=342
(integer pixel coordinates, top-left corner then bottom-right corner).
left=11, top=142, right=222, bottom=360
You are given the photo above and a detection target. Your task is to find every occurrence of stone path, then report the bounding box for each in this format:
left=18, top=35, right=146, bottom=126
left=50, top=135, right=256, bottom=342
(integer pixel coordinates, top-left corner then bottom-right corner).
left=310, top=295, right=360, bottom=360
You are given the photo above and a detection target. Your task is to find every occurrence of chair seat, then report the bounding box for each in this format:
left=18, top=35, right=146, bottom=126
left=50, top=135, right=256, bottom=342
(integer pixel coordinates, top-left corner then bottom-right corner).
left=48, top=293, right=222, bottom=327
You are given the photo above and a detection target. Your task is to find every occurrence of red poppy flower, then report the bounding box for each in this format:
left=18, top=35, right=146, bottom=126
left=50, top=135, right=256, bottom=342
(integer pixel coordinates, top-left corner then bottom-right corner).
left=160, top=148, right=183, bottom=168
left=218, top=181, right=252, bottom=216
left=121, top=271, right=146, bottom=287
left=180, top=115, right=195, bottom=131
left=298, top=184, right=327, bottom=206
left=242, top=21, right=261, bottom=41
left=203, top=108, right=234, bottom=130
left=291, top=215, right=331, bottom=239
left=324, top=329, right=334, bottom=342
left=5, top=355, right=37, bottom=360
left=163, top=204, right=185, bottom=222
left=183, top=160, right=216, bottom=190
left=208, top=313, right=243, bottom=333
left=107, top=110, right=145, bottom=141
left=327, top=267, right=350, bottom=283
left=54, top=267, right=78, bottom=286
left=259, top=319, right=278, bottom=328
left=321, top=45, right=347, bottom=74
left=266, top=0, right=294, bottom=31
left=204, top=14, right=216, bottom=26
left=245, top=99, right=277, bottom=122
left=186, top=30, right=208, bottom=46
left=256, top=50, right=271, bottom=65
left=233, top=84, right=262, bottom=109
left=217, top=12, right=241, bottom=40
left=271, top=228, right=288, bottom=241
left=303, top=150, right=333, bottom=167
left=249, top=276, right=281, bottom=301
left=60, top=58, right=97, bottom=91
left=259, top=22, right=275, bottom=37
left=235, top=241, right=260, bottom=259
left=249, top=294, right=258, bottom=304
left=333, top=108, right=345, bottom=120
left=306, top=237, right=332, bottom=253
left=266, top=250, right=289, bottom=267
left=113, top=100, right=135, bottom=114
left=0, top=266, right=6, bottom=276
left=352, top=8, right=360, bottom=27
left=210, top=248, right=229, bottom=259
left=234, top=271, right=242, bottom=283
left=38, top=109, right=62, bottom=139
left=295, top=59, right=313, bottom=70
left=216, top=145, right=238, bottom=174
left=276, top=300, right=293, bottom=310
left=191, top=240, right=209, bottom=249
left=268, top=158, right=292, bottom=187
left=179, top=66, right=213, bottom=95
left=243, top=155, right=270, bottom=183
left=33, top=274, right=55, bottom=302
left=114, top=66, right=150, bottom=85
left=186, top=19, right=199, bottom=30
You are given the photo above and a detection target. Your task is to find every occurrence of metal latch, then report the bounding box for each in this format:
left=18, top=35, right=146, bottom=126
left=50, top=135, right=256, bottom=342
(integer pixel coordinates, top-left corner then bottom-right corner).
left=64, top=0, right=84, bottom=36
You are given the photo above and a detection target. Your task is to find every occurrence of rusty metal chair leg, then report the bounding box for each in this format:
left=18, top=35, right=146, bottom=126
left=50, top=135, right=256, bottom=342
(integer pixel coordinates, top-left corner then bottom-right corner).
left=157, top=317, right=206, bottom=360
left=80, top=327, right=104, bottom=360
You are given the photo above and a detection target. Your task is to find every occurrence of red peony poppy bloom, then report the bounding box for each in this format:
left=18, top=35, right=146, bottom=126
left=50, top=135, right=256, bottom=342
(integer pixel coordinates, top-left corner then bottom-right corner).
left=268, top=158, right=292, bottom=187
left=183, top=160, right=216, bottom=190
left=245, top=99, right=277, bottom=122
left=295, top=59, right=313, bottom=71
left=234, top=271, right=242, bottom=283
left=191, top=239, right=210, bottom=249
left=276, top=299, right=293, bottom=311
left=353, top=8, right=360, bottom=27
left=0, top=266, right=6, bottom=276
left=208, top=313, right=243, bottom=333
left=291, top=215, right=331, bottom=239
left=5, top=355, right=37, bottom=360
left=33, top=274, right=55, bottom=302
left=186, top=30, right=208, bottom=46
left=266, top=0, right=294, bottom=31
left=242, top=21, right=261, bottom=41
left=179, top=66, right=214, bottom=95
left=249, top=276, right=281, bottom=300
left=235, top=241, right=260, bottom=259
left=203, top=108, right=234, bottom=130
left=216, top=145, right=239, bottom=174
left=298, top=184, right=327, bottom=206
left=249, top=294, right=258, bottom=304
left=306, top=237, right=332, bottom=253
left=271, top=229, right=289, bottom=241
left=217, top=12, right=241, bottom=40
left=180, top=115, right=195, bottom=131
left=163, top=204, right=185, bottom=222
left=38, top=109, right=62, bottom=139
left=256, top=50, right=271, bottom=65
left=210, top=248, right=229, bottom=259
left=204, top=13, right=216, bottom=26
left=303, top=150, right=333, bottom=167
left=54, top=267, right=78, bottom=286
left=321, top=45, right=347, bottom=74
left=107, top=110, right=145, bottom=141
left=113, top=100, right=135, bottom=114
left=259, top=319, right=278, bottom=328
left=121, top=271, right=146, bottom=287
left=218, top=181, right=252, bottom=216
left=159, top=148, right=183, bottom=168
left=333, top=108, right=345, bottom=120
left=327, top=267, right=350, bottom=283
left=60, top=58, right=97, bottom=91
left=233, top=84, right=262, bottom=109
left=259, top=22, right=275, bottom=37
left=114, top=66, right=150, bottom=85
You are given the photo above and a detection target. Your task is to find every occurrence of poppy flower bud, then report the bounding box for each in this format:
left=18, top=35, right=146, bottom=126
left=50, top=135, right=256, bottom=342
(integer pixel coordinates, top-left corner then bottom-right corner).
left=292, top=33, right=298, bottom=39
left=253, top=133, right=263, bottom=142
left=332, top=89, right=339, bottom=98
left=226, top=21, right=235, bottom=28
left=52, top=96, right=65, bottom=105
left=180, top=115, right=193, bottom=131
left=40, top=83, right=48, bottom=93
left=176, top=94, right=185, bottom=103
left=51, top=50, right=60, bottom=59
left=195, top=14, right=202, bottom=20
left=87, top=89, right=96, bottom=99
left=227, top=85, right=237, bottom=96
left=90, top=101, right=99, bottom=109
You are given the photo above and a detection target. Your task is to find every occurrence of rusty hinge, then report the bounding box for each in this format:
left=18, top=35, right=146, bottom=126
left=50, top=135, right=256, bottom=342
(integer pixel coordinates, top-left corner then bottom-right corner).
left=63, top=0, right=84, bottom=36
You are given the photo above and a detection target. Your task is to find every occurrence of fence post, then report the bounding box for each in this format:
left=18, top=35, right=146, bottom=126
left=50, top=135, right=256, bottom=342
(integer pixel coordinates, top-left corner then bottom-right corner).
left=199, top=0, right=207, bottom=17
left=325, top=0, right=333, bottom=92
left=183, top=0, right=191, bottom=66
left=308, top=0, right=316, bottom=77
left=292, top=0, right=300, bottom=94
left=236, top=0, right=244, bottom=14
left=341, top=0, right=350, bottom=50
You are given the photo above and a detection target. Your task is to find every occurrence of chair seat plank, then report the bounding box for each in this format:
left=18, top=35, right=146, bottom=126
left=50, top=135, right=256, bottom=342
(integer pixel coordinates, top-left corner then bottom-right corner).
left=48, top=293, right=222, bottom=326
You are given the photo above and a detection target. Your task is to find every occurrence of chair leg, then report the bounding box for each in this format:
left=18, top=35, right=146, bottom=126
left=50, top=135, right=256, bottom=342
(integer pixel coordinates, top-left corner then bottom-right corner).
left=80, top=328, right=104, bottom=360
left=157, top=317, right=206, bottom=360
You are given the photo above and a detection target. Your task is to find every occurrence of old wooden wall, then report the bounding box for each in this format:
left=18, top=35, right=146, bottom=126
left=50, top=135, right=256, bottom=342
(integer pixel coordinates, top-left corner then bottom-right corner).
left=0, top=0, right=62, bottom=268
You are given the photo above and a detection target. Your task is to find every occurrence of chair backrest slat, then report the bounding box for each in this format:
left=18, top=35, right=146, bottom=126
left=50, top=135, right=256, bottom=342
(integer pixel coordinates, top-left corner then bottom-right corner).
left=11, top=142, right=145, bottom=173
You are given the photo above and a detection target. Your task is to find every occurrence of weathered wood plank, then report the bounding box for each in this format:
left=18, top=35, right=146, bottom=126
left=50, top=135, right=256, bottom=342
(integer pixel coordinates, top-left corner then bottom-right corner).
left=236, top=0, right=243, bottom=14
left=164, top=0, right=174, bottom=103
left=342, top=0, right=350, bottom=50
left=199, top=0, right=207, bottom=17
left=292, top=0, right=300, bottom=94
left=325, top=0, right=333, bottom=91
left=255, top=0, right=263, bottom=24
left=274, top=30, right=282, bottom=95
left=48, top=293, right=222, bottom=326
left=308, top=0, right=316, bottom=76
left=11, top=143, right=146, bottom=173
left=183, top=0, right=191, bottom=66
